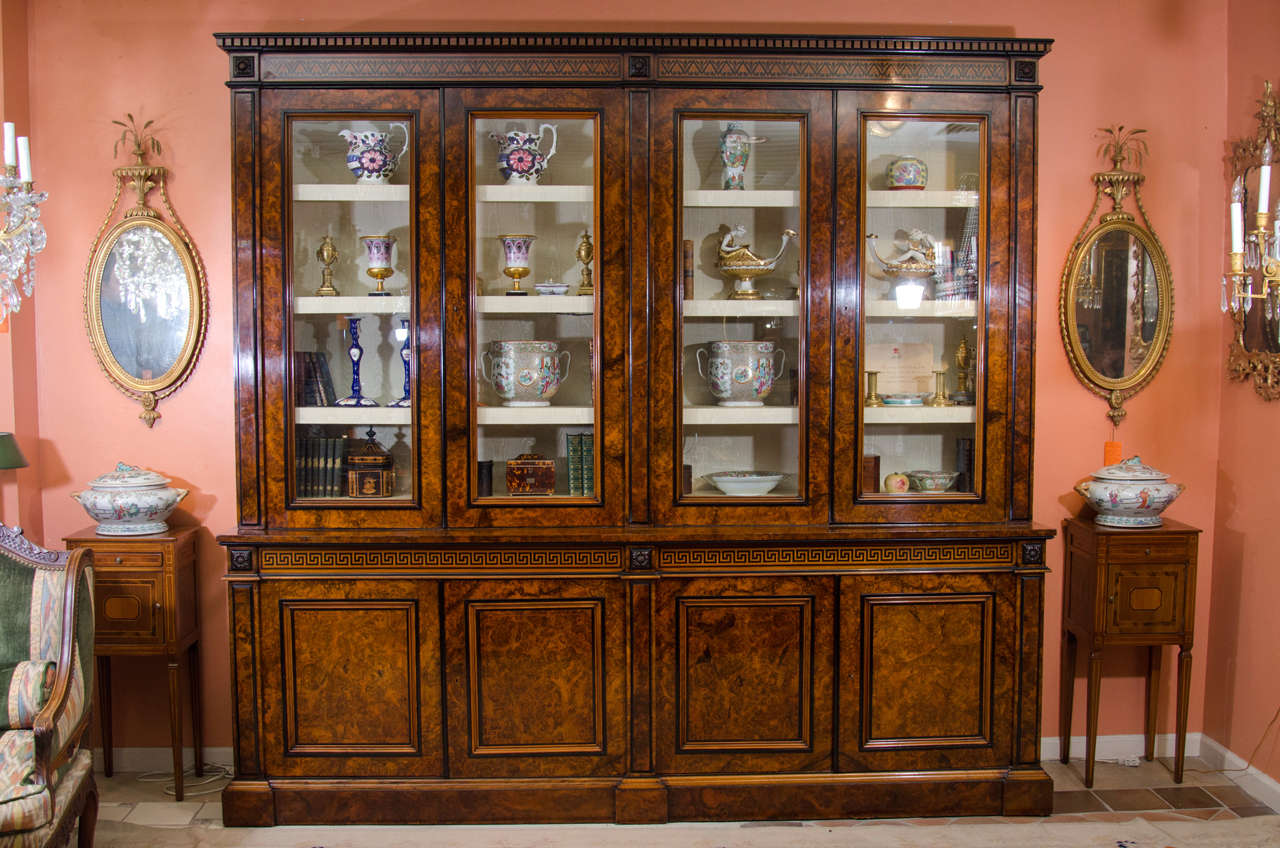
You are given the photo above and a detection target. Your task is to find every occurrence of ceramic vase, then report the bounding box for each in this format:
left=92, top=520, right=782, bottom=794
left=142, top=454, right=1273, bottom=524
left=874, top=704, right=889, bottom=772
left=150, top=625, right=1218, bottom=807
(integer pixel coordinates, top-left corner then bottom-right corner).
left=480, top=340, right=571, bottom=406
left=696, top=340, right=785, bottom=406
left=360, top=234, right=395, bottom=296
left=336, top=317, right=378, bottom=407
left=718, top=122, right=767, bottom=190
left=886, top=155, right=928, bottom=190
left=489, top=124, right=558, bottom=185
left=339, top=124, right=409, bottom=183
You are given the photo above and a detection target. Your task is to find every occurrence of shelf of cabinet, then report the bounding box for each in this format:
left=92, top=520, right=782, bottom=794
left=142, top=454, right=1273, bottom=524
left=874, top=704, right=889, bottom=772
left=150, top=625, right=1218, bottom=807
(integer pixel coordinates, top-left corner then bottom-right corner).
left=865, top=190, right=979, bottom=208
left=683, top=405, right=800, bottom=426
left=293, top=184, right=411, bottom=202
left=474, top=295, right=594, bottom=314
left=294, top=295, right=411, bottom=315
left=683, top=189, right=800, bottom=208
left=682, top=299, right=800, bottom=317
left=863, top=406, right=977, bottom=425
left=476, top=406, right=595, bottom=426
left=864, top=299, right=977, bottom=319
left=476, top=184, right=593, bottom=203
left=295, top=407, right=413, bottom=426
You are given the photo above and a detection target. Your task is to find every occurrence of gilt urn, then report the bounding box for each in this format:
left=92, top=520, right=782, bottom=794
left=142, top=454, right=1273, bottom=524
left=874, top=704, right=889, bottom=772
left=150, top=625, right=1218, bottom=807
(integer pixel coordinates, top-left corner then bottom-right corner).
left=72, top=463, right=188, bottom=536
left=1074, top=456, right=1184, bottom=528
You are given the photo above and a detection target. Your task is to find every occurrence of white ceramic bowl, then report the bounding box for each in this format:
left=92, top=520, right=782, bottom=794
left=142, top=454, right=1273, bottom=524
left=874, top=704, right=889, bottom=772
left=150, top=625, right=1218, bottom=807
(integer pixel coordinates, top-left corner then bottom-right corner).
left=708, top=471, right=783, bottom=496
left=906, top=469, right=959, bottom=492
left=72, top=462, right=188, bottom=536
left=534, top=281, right=570, bottom=296
left=1074, top=456, right=1184, bottom=527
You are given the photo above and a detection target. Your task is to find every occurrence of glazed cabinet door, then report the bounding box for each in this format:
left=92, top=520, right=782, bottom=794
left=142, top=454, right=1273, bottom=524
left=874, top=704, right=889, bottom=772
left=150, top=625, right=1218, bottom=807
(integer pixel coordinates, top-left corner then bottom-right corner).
left=649, top=90, right=833, bottom=526
left=833, top=90, right=1021, bottom=524
left=258, top=578, right=444, bottom=778
left=838, top=571, right=1015, bottom=771
left=259, top=89, right=443, bottom=529
left=442, top=89, right=627, bottom=527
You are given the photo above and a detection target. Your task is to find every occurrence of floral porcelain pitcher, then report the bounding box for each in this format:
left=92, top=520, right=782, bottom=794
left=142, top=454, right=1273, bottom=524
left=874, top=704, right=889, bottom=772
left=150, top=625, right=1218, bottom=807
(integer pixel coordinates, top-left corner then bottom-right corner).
left=489, top=124, right=558, bottom=185
left=339, top=123, right=410, bottom=183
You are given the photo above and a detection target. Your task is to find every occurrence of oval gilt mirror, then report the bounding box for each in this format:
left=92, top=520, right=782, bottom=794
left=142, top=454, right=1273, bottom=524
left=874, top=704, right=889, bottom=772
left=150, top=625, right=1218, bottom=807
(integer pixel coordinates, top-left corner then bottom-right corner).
left=1060, top=127, right=1173, bottom=423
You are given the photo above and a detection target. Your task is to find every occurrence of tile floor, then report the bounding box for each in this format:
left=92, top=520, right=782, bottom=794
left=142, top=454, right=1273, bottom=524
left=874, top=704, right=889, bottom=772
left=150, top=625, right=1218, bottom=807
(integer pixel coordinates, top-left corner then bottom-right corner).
left=93, top=756, right=1274, bottom=830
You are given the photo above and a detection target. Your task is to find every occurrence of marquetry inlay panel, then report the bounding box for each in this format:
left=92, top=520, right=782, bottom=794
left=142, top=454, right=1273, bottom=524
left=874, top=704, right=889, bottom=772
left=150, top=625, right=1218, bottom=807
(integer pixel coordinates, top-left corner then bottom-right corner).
left=656, top=55, right=1009, bottom=86
left=658, top=544, right=1014, bottom=570
left=261, top=54, right=624, bottom=83
left=261, top=548, right=622, bottom=571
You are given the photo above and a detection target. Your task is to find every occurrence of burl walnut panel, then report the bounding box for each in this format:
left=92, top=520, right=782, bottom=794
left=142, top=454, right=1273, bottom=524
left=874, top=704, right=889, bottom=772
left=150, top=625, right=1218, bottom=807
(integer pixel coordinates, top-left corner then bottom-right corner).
left=839, top=572, right=1015, bottom=771
left=655, top=576, right=833, bottom=774
left=259, top=580, right=443, bottom=777
left=443, top=579, right=628, bottom=778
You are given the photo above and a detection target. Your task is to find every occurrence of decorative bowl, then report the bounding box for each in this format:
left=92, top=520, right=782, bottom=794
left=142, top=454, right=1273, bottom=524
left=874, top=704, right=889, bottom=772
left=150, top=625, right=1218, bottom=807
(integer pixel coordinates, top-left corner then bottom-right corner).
left=534, top=281, right=570, bottom=296
left=71, top=462, right=188, bottom=536
left=479, top=340, right=571, bottom=407
left=883, top=392, right=930, bottom=406
left=708, top=471, right=783, bottom=496
left=1074, top=455, right=1184, bottom=528
left=695, top=340, right=784, bottom=407
left=906, top=469, right=960, bottom=492
left=886, top=155, right=928, bottom=190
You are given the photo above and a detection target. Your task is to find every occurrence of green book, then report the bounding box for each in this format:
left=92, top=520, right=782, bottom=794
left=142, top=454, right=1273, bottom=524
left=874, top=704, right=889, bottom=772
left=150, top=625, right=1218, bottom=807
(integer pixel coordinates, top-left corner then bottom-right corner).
left=566, top=433, right=583, bottom=496
left=581, top=433, right=594, bottom=497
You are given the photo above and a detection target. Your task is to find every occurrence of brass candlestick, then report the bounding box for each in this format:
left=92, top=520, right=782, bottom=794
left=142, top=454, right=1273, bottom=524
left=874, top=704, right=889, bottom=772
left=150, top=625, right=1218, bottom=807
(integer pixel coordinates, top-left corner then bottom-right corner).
left=315, top=236, right=339, bottom=296
left=576, top=231, right=594, bottom=295
left=864, top=371, right=885, bottom=407
left=926, top=370, right=954, bottom=407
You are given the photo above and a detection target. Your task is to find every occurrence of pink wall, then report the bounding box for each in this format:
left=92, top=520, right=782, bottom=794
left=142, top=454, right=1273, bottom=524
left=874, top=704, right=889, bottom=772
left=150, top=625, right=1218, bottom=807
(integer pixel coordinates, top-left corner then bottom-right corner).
left=17, top=0, right=1269, bottom=780
left=1205, top=0, right=1280, bottom=782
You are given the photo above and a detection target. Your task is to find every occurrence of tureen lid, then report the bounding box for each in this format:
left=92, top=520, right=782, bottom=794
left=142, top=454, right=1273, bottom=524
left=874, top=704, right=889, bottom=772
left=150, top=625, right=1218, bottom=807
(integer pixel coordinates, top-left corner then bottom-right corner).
left=1091, top=455, right=1170, bottom=482
left=88, top=462, right=170, bottom=490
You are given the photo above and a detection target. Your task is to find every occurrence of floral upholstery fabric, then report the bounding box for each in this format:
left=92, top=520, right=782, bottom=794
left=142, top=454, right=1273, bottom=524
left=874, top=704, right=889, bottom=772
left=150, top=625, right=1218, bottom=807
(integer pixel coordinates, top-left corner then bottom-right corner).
left=0, top=749, right=91, bottom=847
left=0, top=664, right=54, bottom=732
left=0, top=731, right=50, bottom=832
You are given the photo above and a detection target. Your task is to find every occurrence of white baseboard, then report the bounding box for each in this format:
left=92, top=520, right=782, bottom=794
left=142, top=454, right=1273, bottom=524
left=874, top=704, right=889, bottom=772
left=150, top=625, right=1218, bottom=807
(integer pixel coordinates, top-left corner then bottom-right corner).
left=91, top=746, right=234, bottom=775
left=1197, top=734, right=1280, bottom=811
left=1039, top=732, right=1203, bottom=763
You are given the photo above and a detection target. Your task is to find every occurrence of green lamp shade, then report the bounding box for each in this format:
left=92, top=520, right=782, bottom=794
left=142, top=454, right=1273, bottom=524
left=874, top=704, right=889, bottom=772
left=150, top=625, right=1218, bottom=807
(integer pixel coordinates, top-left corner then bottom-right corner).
left=0, top=433, right=28, bottom=470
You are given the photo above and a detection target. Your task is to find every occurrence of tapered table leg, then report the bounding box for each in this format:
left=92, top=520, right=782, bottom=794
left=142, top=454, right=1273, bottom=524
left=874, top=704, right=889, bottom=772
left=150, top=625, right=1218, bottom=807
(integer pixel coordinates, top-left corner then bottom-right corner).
left=189, top=642, right=204, bottom=777
left=97, top=656, right=113, bottom=777
left=1059, top=629, right=1077, bottom=763
left=1085, top=650, right=1102, bottom=788
left=168, top=656, right=185, bottom=801
left=1144, top=645, right=1162, bottom=761
left=1175, top=647, right=1192, bottom=783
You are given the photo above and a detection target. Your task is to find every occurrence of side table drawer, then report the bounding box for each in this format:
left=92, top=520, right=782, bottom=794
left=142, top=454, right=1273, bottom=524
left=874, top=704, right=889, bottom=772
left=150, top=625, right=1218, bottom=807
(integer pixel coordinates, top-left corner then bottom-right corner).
left=1104, top=562, right=1187, bottom=637
left=1105, top=538, right=1188, bottom=562
left=96, top=550, right=164, bottom=570
left=95, top=574, right=165, bottom=645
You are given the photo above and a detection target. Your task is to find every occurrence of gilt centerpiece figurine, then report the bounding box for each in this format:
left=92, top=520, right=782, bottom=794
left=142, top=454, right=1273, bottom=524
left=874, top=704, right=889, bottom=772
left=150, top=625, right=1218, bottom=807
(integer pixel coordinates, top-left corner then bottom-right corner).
left=716, top=225, right=798, bottom=300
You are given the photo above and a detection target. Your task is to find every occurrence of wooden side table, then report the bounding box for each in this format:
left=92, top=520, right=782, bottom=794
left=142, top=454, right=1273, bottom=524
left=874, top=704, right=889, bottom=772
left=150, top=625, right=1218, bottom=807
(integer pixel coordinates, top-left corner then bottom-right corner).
left=65, top=525, right=203, bottom=800
left=1059, top=516, right=1200, bottom=787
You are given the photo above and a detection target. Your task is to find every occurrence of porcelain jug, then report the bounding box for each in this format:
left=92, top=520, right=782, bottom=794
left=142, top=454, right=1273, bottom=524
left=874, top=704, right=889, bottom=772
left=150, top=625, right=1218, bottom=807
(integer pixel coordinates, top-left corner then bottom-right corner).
left=339, top=123, right=409, bottom=183
left=489, top=124, right=558, bottom=186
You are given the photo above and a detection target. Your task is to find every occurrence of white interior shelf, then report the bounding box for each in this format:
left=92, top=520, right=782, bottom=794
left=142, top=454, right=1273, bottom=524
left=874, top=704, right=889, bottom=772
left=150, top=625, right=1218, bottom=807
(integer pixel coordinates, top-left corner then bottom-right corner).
left=865, top=190, right=979, bottom=208
left=864, top=299, right=978, bottom=318
left=683, top=299, right=800, bottom=317
left=683, top=406, right=800, bottom=426
left=293, top=184, right=411, bottom=203
left=294, top=295, right=411, bottom=315
left=863, top=406, right=977, bottom=425
left=476, top=184, right=594, bottom=203
left=474, top=295, right=594, bottom=314
left=684, top=189, right=800, bottom=208
left=477, top=406, right=595, bottom=426
left=295, top=407, right=412, bottom=426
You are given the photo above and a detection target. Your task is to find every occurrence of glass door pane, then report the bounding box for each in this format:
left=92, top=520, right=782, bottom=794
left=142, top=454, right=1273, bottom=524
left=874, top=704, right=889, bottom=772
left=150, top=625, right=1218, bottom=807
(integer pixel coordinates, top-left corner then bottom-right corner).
left=861, top=116, right=984, bottom=497
left=470, top=114, right=600, bottom=501
left=679, top=117, right=804, bottom=499
left=288, top=116, right=414, bottom=503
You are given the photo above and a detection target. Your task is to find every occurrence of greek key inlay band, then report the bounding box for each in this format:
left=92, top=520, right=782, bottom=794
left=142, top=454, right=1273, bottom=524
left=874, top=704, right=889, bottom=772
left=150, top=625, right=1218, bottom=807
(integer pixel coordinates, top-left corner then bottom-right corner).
left=657, top=56, right=1008, bottom=86
left=658, top=544, right=1014, bottom=569
left=261, top=548, right=623, bottom=570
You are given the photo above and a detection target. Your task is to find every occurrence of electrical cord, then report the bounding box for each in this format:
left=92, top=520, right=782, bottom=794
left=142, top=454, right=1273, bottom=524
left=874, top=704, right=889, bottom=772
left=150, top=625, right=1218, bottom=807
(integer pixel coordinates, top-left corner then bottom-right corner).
left=135, top=761, right=234, bottom=798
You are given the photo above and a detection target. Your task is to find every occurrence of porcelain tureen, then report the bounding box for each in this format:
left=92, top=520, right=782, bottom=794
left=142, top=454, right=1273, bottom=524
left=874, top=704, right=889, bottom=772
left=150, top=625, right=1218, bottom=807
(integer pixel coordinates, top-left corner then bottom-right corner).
left=1074, top=456, right=1183, bottom=528
left=72, top=462, right=188, bottom=536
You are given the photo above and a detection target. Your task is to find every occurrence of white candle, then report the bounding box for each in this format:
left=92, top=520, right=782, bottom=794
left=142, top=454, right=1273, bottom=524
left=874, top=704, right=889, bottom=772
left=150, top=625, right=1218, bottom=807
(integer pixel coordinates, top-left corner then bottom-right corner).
left=16, top=137, right=30, bottom=182
left=1231, top=176, right=1245, bottom=254
left=2, top=123, right=14, bottom=167
left=1259, top=141, right=1273, bottom=215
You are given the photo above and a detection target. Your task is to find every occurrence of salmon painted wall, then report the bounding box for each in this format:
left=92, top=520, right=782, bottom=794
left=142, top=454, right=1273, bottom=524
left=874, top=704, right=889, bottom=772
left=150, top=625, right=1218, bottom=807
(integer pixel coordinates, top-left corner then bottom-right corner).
left=20, top=0, right=1250, bottom=768
left=1205, top=0, right=1280, bottom=783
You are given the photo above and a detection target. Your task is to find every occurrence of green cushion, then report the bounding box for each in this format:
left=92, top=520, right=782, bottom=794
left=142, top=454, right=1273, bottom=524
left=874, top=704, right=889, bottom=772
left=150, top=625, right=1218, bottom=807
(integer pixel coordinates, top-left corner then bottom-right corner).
left=0, top=558, right=34, bottom=669
left=0, top=663, right=54, bottom=731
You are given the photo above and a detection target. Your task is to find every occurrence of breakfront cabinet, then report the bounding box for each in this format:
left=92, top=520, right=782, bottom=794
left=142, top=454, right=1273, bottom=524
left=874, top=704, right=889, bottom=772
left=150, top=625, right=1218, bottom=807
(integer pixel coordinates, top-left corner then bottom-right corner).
left=217, top=32, right=1054, bottom=826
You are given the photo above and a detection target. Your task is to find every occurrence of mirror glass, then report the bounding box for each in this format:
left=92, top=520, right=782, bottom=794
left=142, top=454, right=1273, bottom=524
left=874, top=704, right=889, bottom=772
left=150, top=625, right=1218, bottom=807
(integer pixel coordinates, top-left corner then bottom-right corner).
left=97, top=222, right=194, bottom=382
left=1070, top=225, right=1164, bottom=380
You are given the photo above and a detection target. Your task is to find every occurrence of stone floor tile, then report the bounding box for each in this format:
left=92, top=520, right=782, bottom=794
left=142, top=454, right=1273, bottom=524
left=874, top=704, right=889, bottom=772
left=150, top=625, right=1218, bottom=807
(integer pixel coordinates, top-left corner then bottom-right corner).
left=1041, top=758, right=1085, bottom=790
left=95, top=803, right=132, bottom=823
left=1231, top=804, right=1276, bottom=817
left=1204, top=784, right=1260, bottom=807
left=122, top=801, right=203, bottom=827
left=1053, top=790, right=1107, bottom=813
left=1076, top=811, right=1145, bottom=822
left=1095, top=788, right=1171, bottom=811
left=1210, top=808, right=1240, bottom=820
left=1169, top=807, right=1223, bottom=820
left=1153, top=785, right=1220, bottom=809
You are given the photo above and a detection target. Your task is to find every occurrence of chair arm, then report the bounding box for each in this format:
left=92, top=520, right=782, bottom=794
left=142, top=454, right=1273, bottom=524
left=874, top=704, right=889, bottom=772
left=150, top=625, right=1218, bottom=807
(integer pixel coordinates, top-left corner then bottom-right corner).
left=31, top=546, right=93, bottom=784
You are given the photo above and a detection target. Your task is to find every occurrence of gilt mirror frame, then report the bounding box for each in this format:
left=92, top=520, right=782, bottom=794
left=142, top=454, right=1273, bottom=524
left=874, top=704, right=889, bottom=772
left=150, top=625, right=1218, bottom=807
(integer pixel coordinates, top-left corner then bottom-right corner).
left=84, top=116, right=207, bottom=427
left=1059, top=126, right=1174, bottom=424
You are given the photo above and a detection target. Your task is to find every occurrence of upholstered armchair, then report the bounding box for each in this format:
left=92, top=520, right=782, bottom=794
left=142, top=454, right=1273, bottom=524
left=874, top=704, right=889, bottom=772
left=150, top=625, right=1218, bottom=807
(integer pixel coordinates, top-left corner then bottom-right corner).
left=0, top=525, right=96, bottom=848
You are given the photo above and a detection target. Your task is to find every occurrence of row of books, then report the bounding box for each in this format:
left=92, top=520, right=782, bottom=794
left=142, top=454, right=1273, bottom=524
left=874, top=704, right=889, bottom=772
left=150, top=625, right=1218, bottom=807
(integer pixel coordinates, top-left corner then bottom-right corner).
left=294, top=351, right=338, bottom=407
left=297, top=436, right=348, bottom=498
left=566, top=432, right=594, bottom=496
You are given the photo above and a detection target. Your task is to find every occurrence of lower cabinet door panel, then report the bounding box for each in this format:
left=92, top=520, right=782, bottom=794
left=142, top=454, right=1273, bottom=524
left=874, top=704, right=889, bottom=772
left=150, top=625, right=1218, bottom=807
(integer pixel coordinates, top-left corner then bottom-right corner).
left=654, top=576, right=834, bottom=774
left=839, top=572, right=1014, bottom=771
left=443, top=579, right=628, bottom=778
left=260, top=579, right=444, bottom=778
